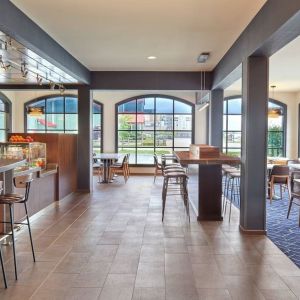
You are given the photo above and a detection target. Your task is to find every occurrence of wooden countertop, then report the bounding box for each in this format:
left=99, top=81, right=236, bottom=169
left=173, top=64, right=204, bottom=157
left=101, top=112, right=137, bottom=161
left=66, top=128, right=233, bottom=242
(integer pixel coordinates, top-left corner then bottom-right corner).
left=0, top=158, right=27, bottom=173
left=174, top=151, right=240, bottom=165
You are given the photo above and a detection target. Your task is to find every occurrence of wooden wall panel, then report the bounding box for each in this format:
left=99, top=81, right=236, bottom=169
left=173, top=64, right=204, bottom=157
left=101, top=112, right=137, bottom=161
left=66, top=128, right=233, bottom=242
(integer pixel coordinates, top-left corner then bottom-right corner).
left=8, top=133, right=78, bottom=199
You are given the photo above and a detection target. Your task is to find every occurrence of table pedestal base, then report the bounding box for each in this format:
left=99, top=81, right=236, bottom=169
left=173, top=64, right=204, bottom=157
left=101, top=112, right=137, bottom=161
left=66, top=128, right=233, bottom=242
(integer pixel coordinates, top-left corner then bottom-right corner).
left=197, top=164, right=223, bottom=221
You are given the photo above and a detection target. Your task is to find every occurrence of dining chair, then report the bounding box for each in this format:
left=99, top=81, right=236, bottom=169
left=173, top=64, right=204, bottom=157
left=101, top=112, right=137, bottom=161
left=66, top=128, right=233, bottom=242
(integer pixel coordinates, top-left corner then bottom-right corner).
left=92, top=153, right=103, bottom=182
left=153, top=154, right=162, bottom=182
left=287, top=171, right=300, bottom=226
left=268, top=165, right=290, bottom=204
left=109, top=154, right=129, bottom=183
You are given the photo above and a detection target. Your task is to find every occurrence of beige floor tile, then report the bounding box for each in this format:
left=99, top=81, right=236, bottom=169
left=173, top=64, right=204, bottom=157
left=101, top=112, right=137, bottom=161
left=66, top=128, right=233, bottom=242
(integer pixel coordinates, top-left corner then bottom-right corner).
left=260, top=289, right=298, bottom=300
left=192, top=264, right=226, bottom=289
left=66, top=287, right=102, bottom=300
left=109, top=256, right=139, bottom=274
left=132, top=287, right=165, bottom=300
left=135, top=262, right=165, bottom=288
left=98, top=286, right=134, bottom=300
left=0, top=176, right=298, bottom=300
left=282, top=276, right=300, bottom=297
left=197, top=288, right=232, bottom=300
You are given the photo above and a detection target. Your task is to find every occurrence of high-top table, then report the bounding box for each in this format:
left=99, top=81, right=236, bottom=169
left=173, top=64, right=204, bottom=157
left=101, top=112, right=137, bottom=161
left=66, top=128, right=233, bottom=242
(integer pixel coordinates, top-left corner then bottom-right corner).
left=174, top=151, right=240, bottom=221
left=94, top=153, right=123, bottom=183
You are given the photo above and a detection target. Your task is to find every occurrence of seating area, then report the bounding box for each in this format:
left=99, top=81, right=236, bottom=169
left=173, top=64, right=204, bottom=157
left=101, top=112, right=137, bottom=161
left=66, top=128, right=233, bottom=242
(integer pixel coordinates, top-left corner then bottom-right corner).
left=221, top=159, right=300, bottom=267
left=1, top=1, right=300, bottom=298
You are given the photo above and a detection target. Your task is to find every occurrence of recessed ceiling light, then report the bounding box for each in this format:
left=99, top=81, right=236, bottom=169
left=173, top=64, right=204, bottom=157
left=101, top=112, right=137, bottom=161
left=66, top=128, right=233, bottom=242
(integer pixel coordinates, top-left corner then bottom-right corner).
left=147, top=56, right=157, bottom=60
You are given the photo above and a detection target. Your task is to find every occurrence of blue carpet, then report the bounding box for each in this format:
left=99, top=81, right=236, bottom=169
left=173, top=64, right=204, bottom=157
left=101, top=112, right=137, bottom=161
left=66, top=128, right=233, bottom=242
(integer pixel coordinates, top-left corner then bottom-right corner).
left=266, top=193, right=300, bottom=268
left=225, top=186, right=300, bottom=268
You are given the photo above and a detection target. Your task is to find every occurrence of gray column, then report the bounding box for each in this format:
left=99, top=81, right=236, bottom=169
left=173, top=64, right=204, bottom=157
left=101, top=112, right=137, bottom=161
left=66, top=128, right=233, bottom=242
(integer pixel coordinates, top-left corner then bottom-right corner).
left=209, top=89, right=224, bottom=148
left=240, top=56, right=268, bottom=233
left=77, top=85, right=92, bottom=192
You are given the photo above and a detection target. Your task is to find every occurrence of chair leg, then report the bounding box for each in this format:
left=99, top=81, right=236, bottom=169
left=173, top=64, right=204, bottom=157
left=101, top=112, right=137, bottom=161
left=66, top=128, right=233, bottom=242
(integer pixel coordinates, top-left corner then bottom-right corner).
left=9, top=204, right=17, bottom=280
left=229, top=178, right=234, bottom=222
left=0, top=246, right=7, bottom=288
left=162, top=178, right=168, bottom=222
left=183, top=179, right=190, bottom=222
left=24, top=202, right=35, bottom=262
left=287, top=196, right=293, bottom=219
left=154, top=167, right=157, bottom=183
left=269, top=182, right=273, bottom=204
left=123, top=168, right=127, bottom=183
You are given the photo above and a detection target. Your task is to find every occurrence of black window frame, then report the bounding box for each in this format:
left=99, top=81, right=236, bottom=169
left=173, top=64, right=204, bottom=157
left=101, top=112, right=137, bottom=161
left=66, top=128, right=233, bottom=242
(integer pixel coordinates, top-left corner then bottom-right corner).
left=24, top=95, right=103, bottom=153
left=92, top=100, right=103, bottom=154
left=0, top=92, right=12, bottom=142
left=115, top=94, right=195, bottom=166
left=223, top=96, right=287, bottom=157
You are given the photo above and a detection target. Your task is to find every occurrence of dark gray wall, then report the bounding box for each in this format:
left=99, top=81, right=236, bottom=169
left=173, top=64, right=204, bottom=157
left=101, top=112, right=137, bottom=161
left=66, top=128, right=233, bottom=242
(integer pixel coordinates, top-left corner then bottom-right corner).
left=91, top=71, right=212, bottom=90
left=240, top=56, right=268, bottom=232
left=77, top=85, right=92, bottom=192
left=209, top=89, right=224, bottom=148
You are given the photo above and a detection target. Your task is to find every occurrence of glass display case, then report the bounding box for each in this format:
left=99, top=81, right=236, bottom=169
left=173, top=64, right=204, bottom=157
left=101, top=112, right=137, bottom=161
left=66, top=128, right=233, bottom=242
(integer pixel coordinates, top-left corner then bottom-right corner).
left=0, top=142, right=47, bottom=169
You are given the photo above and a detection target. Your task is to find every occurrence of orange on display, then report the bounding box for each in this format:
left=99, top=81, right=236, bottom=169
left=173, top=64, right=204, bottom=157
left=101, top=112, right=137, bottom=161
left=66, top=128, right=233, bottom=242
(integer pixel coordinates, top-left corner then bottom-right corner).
left=9, top=135, right=34, bottom=143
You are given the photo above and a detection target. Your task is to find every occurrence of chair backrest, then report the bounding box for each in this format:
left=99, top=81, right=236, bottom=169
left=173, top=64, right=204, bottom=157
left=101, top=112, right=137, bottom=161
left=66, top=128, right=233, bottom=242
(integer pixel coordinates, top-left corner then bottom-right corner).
left=270, top=165, right=289, bottom=183
left=14, top=173, right=33, bottom=188
left=153, top=154, right=160, bottom=167
left=120, top=154, right=127, bottom=167
left=14, top=173, right=33, bottom=201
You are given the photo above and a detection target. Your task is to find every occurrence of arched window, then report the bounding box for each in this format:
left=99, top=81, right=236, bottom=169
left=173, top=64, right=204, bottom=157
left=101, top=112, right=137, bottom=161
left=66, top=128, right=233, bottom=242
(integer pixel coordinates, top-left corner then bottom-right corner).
left=116, top=95, right=194, bottom=164
left=25, top=95, right=103, bottom=152
left=0, top=93, right=11, bottom=142
left=223, top=96, right=286, bottom=157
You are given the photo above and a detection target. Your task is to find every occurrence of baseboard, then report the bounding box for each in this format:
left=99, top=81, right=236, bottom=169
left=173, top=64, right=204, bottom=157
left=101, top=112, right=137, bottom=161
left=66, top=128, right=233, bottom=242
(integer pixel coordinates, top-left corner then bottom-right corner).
left=239, top=225, right=267, bottom=235
left=76, top=189, right=91, bottom=193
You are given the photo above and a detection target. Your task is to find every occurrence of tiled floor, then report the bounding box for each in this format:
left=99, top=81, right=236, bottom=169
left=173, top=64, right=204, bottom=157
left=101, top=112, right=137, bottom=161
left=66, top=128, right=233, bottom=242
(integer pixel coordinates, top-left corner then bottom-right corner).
left=0, top=175, right=300, bottom=299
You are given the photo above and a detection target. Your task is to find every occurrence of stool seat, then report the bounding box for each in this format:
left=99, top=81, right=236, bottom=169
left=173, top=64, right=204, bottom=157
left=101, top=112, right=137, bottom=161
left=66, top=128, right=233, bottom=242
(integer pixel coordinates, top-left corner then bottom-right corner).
left=228, top=172, right=240, bottom=178
left=0, top=194, right=25, bottom=204
left=164, top=172, right=188, bottom=178
left=163, top=168, right=185, bottom=173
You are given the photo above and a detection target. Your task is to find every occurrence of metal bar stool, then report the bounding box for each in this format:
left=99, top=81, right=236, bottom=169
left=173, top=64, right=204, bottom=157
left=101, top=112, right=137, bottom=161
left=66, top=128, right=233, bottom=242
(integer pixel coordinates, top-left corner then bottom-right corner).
left=0, top=174, right=35, bottom=280
left=162, top=169, right=190, bottom=222
left=222, top=166, right=238, bottom=213
left=224, top=170, right=240, bottom=221
left=0, top=240, right=7, bottom=288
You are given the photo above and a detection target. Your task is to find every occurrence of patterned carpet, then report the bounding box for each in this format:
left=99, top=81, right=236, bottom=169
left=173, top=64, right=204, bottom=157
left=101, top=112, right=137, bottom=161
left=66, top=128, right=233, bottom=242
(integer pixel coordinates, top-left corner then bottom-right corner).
left=227, top=186, right=300, bottom=268
left=266, top=191, right=300, bottom=268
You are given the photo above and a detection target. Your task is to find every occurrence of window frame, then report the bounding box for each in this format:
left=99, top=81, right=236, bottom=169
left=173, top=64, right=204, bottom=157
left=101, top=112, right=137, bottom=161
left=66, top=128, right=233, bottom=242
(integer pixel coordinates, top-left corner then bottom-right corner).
left=24, top=95, right=104, bottom=153
left=115, top=94, right=195, bottom=166
left=92, top=100, right=103, bottom=154
left=0, top=92, right=12, bottom=142
left=222, top=96, right=287, bottom=157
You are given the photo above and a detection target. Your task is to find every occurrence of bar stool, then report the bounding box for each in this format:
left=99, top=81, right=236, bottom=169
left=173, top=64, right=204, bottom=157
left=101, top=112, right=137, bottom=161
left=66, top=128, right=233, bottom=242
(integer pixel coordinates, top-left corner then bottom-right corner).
left=0, top=241, right=7, bottom=288
left=162, top=170, right=190, bottom=222
left=0, top=174, right=35, bottom=280
left=222, top=166, right=239, bottom=212
left=224, top=170, right=240, bottom=221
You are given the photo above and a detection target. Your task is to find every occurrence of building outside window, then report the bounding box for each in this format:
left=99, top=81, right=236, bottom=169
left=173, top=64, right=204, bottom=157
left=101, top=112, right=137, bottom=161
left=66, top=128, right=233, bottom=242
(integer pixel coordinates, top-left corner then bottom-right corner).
left=117, top=95, right=194, bottom=164
left=25, top=96, right=103, bottom=153
left=223, top=97, right=286, bottom=157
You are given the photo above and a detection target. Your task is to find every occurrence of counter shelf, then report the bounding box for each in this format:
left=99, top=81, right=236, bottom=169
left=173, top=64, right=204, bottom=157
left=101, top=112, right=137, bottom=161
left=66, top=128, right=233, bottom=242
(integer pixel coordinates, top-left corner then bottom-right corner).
left=0, top=142, right=47, bottom=170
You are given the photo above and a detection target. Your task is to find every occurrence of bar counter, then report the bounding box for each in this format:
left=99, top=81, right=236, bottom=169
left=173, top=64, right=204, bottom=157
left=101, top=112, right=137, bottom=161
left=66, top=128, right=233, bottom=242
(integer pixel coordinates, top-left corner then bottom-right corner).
left=175, top=151, right=240, bottom=221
